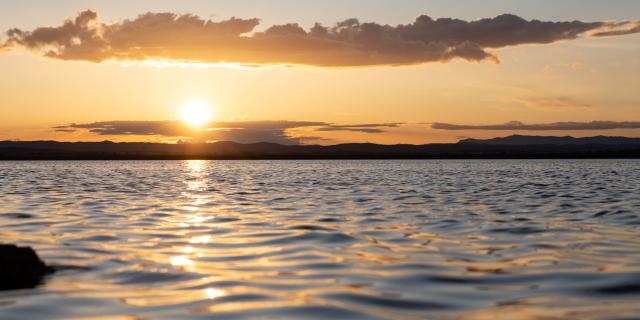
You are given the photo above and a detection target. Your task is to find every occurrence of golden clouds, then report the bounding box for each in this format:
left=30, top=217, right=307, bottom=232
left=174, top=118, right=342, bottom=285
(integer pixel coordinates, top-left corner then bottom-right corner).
left=4, top=10, right=638, bottom=67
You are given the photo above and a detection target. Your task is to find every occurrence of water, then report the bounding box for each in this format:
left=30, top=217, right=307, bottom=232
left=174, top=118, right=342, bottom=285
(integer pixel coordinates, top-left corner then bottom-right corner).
left=0, top=160, right=639, bottom=319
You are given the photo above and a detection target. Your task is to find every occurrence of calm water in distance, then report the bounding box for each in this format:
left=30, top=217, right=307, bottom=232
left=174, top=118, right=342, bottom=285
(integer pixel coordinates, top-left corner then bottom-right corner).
left=0, top=160, right=639, bottom=319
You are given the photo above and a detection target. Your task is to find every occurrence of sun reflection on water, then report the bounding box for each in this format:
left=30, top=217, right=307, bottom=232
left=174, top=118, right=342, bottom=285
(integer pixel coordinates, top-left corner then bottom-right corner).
left=204, top=288, right=226, bottom=300
left=169, top=255, right=194, bottom=267
left=167, top=161, right=213, bottom=271
left=190, top=235, right=212, bottom=244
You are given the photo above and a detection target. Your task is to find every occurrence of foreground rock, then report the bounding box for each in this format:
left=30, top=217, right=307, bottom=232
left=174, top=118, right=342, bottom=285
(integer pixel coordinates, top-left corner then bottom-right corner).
left=0, top=244, right=54, bottom=290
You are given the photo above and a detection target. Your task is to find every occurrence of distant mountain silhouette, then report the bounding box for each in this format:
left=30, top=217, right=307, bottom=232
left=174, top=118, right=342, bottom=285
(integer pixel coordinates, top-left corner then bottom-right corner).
left=459, top=135, right=640, bottom=145
left=1, top=135, right=640, bottom=160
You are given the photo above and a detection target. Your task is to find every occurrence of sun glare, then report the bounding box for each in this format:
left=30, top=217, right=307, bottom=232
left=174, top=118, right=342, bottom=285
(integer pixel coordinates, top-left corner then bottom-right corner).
left=181, top=101, right=213, bottom=127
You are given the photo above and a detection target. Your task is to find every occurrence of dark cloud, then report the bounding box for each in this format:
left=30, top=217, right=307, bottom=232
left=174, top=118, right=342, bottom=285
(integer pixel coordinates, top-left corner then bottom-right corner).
left=62, top=120, right=191, bottom=136
left=210, top=120, right=327, bottom=144
left=54, top=120, right=399, bottom=144
left=431, top=121, right=640, bottom=131
left=56, top=120, right=324, bottom=144
left=4, top=11, right=638, bottom=67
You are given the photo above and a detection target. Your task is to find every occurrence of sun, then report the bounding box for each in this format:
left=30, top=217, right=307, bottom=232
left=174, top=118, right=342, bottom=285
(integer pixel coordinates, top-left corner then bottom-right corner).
left=181, top=101, right=213, bottom=127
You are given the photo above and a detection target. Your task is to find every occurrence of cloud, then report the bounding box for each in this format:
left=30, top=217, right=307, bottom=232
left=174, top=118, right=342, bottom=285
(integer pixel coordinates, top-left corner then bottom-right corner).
left=56, top=120, right=191, bottom=136
left=316, top=123, right=403, bottom=133
left=54, top=120, right=399, bottom=144
left=293, top=136, right=336, bottom=145
left=431, top=120, right=640, bottom=131
left=56, top=120, right=323, bottom=144
left=4, top=10, right=638, bottom=67
left=517, top=96, right=591, bottom=108
left=591, top=21, right=640, bottom=37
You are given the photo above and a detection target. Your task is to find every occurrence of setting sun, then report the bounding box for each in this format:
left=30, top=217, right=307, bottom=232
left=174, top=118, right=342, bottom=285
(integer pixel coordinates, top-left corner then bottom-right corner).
left=181, top=101, right=213, bottom=127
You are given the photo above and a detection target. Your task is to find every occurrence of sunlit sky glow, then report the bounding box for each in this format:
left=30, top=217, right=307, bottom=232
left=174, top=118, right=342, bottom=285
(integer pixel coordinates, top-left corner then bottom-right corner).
left=1, top=0, right=639, bottom=144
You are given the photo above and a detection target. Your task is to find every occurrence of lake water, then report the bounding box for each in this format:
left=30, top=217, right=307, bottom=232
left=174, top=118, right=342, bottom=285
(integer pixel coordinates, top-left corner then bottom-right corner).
left=0, top=160, right=639, bottom=319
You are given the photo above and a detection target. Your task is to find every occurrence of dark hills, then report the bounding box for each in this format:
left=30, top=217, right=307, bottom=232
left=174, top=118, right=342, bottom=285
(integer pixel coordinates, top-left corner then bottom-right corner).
left=1, top=135, right=640, bottom=160
left=459, top=135, right=640, bottom=146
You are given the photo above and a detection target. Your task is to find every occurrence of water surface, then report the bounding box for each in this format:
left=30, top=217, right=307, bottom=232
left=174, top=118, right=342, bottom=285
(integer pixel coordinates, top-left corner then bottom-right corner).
left=1, top=160, right=639, bottom=319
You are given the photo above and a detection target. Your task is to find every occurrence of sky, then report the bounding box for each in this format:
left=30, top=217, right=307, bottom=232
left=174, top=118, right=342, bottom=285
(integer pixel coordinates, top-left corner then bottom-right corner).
left=1, top=0, right=639, bottom=144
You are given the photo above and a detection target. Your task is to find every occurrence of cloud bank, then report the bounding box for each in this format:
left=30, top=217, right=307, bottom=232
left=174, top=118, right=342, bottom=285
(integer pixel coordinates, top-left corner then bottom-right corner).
left=54, top=120, right=400, bottom=144
left=3, top=10, right=639, bottom=67
left=431, top=121, right=640, bottom=131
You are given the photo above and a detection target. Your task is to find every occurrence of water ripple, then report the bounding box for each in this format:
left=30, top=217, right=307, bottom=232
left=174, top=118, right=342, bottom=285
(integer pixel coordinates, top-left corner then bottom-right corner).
left=0, top=160, right=639, bottom=319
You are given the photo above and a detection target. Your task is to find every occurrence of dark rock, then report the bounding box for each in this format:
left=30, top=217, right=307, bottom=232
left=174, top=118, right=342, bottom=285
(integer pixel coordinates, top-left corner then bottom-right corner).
left=0, top=244, right=54, bottom=290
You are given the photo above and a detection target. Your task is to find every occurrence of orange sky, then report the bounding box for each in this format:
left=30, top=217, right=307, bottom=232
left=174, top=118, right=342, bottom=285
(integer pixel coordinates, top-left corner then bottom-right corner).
left=1, top=1, right=639, bottom=144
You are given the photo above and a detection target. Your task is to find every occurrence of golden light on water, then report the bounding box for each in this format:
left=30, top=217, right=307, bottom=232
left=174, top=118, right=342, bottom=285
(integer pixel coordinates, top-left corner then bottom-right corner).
left=169, top=255, right=194, bottom=267
left=190, top=235, right=212, bottom=244
left=204, top=288, right=226, bottom=300
left=181, top=246, right=196, bottom=253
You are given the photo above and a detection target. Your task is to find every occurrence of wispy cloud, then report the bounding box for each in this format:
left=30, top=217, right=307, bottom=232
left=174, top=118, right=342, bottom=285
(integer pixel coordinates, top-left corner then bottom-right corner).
left=590, top=21, right=640, bottom=37
left=3, top=10, right=638, bottom=67
left=316, top=123, right=403, bottom=133
left=431, top=121, right=640, bottom=131
left=516, top=96, right=592, bottom=109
